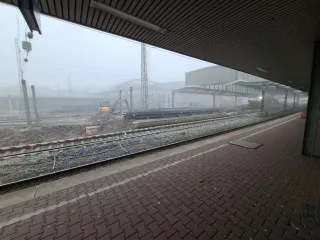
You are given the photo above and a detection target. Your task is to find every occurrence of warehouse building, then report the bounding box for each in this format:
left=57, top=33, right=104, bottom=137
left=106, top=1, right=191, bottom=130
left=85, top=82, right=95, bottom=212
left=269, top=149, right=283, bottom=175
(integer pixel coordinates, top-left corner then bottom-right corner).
left=185, top=65, right=265, bottom=87
left=171, top=65, right=302, bottom=111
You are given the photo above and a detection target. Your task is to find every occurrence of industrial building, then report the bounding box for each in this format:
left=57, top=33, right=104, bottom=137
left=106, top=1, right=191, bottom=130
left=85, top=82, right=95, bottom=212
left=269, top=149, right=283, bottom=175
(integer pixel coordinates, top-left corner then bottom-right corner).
left=185, top=65, right=265, bottom=86
left=172, top=65, right=304, bottom=111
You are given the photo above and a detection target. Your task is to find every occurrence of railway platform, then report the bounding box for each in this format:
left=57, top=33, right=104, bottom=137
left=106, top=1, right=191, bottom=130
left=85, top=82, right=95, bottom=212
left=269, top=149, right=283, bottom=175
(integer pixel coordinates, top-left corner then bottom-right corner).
left=0, top=114, right=319, bottom=239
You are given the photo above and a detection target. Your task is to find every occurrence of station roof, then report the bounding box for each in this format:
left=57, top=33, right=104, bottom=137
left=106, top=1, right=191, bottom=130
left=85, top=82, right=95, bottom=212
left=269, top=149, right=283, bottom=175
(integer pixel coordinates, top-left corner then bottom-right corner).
left=2, top=0, right=320, bottom=92
left=235, top=80, right=289, bottom=90
left=172, top=86, right=260, bottom=97
left=234, top=80, right=306, bottom=95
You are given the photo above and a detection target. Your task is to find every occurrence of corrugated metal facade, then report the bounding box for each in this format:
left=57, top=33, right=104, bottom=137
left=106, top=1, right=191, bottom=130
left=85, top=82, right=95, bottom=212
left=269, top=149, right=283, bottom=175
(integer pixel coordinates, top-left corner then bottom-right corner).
left=186, top=66, right=265, bottom=86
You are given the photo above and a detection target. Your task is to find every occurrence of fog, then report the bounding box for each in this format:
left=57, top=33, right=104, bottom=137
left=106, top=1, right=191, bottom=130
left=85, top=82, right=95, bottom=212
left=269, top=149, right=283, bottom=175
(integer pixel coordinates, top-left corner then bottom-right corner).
left=0, top=3, right=212, bottom=96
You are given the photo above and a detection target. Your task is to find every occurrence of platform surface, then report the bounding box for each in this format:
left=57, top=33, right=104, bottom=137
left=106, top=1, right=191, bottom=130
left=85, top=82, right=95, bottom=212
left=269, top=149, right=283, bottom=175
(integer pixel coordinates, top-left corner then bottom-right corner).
left=229, top=139, right=263, bottom=149
left=0, top=115, right=319, bottom=240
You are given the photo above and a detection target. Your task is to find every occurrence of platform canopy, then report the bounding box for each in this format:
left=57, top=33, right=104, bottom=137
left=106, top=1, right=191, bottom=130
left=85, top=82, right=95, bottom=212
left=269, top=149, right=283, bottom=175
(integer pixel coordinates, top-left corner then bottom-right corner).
left=2, top=0, right=320, bottom=92
left=234, top=80, right=307, bottom=96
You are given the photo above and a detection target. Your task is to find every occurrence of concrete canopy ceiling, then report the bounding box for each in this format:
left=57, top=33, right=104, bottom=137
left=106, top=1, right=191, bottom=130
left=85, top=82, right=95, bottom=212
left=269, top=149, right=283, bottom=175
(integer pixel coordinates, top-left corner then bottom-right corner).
left=2, top=0, right=320, bottom=92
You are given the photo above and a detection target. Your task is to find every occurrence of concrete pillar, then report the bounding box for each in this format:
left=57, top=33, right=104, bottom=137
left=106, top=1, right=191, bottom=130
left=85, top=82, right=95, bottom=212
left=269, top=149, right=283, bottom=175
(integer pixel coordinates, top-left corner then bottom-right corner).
left=172, top=92, right=175, bottom=108
left=284, top=91, right=288, bottom=110
left=119, top=90, right=122, bottom=113
left=212, top=94, right=215, bottom=110
left=129, top=87, right=133, bottom=111
left=167, top=94, right=170, bottom=108
left=261, top=90, right=265, bottom=111
left=21, top=80, right=32, bottom=126
left=8, top=95, right=12, bottom=116
left=31, top=85, right=40, bottom=124
left=302, top=40, right=320, bottom=156
left=293, top=94, right=296, bottom=108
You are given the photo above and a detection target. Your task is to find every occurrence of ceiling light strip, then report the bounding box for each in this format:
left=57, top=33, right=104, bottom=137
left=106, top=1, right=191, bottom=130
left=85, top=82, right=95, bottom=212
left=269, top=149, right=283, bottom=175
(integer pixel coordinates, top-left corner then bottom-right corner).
left=90, top=0, right=167, bottom=34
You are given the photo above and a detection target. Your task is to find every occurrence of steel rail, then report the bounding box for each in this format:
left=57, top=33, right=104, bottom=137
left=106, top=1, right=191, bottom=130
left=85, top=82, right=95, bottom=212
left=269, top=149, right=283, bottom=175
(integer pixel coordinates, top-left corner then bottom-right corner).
left=0, top=113, right=255, bottom=159
left=0, top=111, right=298, bottom=189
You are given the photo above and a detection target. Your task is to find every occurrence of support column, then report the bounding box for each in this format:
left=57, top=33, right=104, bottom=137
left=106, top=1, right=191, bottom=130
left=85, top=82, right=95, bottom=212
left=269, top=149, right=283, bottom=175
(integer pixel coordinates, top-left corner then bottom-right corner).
left=212, top=94, right=215, bottom=110
left=119, top=90, right=122, bottom=113
left=31, top=85, right=40, bottom=124
left=21, top=80, right=32, bottom=126
left=284, top=91, right=288, bottom=110
left=261, top=89, right=265, bottom=111
left=302, top=40, right=320, bottom=156
left=172, top=92, right=175, bottom=108
left=129, top=87, right=133, bottom=111
left=293, top=94, right=296, bottom=108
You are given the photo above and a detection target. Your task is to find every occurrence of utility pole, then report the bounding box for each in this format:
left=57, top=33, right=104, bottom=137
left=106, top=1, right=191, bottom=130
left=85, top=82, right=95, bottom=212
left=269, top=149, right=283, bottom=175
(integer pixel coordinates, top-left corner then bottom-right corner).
left=68, top=76, right=72, bottom=97
left=8, top=95, right=13, bottom=116
left=15, top=10, right=23, bottom=101
left=119, top=90, right=122, bottom=113
left=151, top=93, right=155, bottom=108
left=21, top=80, right=32, bottom=126
left=141, top=43, right=149, bottom=110
left=172, top=91, right=175, bottom=108
left=15, top=38, right=23, bottom=101
left=31, top=85, right=40, bottom=124
left=129, top=87, right=133, bottom=111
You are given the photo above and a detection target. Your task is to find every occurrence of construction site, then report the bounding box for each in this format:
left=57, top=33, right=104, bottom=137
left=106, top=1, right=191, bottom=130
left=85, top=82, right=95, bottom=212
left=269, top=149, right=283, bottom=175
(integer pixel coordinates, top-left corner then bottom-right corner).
left=0, top=55, right=307, bottom=148
left=0, top=53, right=307, bottom=185
left=0, top=19, right=307, bottom=185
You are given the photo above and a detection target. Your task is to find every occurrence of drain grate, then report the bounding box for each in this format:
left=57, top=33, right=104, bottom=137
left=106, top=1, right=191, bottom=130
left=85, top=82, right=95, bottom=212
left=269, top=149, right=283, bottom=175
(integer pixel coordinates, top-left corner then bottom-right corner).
left=229, top=139, right=263, bottom=149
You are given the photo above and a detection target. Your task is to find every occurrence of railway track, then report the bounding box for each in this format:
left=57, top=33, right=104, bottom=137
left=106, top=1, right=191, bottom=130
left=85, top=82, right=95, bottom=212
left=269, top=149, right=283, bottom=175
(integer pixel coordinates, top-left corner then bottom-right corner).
left=0, top=112, right=256, bottom=159
left=0, top=110, right=298, bottom=187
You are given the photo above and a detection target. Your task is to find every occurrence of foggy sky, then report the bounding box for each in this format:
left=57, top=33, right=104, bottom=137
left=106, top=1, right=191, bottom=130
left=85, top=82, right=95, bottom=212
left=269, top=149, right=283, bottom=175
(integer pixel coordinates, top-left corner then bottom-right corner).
left=0, top=3, right=212, bottom=93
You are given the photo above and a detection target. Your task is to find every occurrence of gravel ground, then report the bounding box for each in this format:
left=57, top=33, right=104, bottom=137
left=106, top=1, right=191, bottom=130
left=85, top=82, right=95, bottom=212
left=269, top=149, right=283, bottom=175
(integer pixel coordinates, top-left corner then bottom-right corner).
left=0, top=111, right=294, bottom=185
left=0, top=111, right=241, bottom=149
left=0, top=120, right=134, bottom=148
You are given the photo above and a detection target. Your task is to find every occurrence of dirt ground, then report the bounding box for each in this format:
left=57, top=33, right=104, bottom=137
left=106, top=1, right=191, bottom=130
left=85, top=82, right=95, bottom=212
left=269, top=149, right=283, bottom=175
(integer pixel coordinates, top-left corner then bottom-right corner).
left=0, top=113, right=134, bottom=147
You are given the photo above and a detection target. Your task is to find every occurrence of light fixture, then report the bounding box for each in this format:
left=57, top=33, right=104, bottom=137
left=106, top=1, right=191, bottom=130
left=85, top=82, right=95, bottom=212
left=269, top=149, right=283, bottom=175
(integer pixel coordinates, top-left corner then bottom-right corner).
left=90, top=0, right=167, bottom=34
left=256, top=67, right=268, bottom=73
left=18, top=0, right=42, bottom=34
left=288, top=80, right=292, bottom=83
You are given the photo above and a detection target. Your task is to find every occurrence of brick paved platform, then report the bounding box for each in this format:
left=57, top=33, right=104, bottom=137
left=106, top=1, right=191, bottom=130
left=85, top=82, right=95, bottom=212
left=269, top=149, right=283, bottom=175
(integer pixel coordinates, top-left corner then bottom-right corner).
left=0, top=116, right=320, bottom=239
